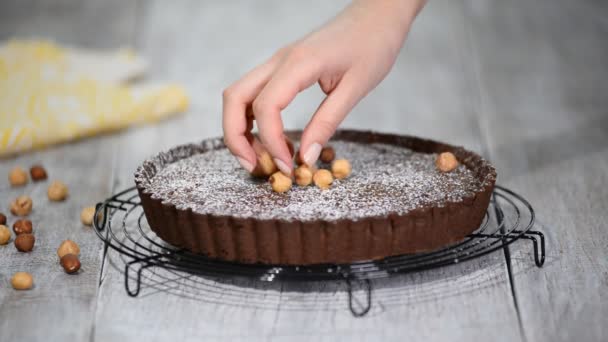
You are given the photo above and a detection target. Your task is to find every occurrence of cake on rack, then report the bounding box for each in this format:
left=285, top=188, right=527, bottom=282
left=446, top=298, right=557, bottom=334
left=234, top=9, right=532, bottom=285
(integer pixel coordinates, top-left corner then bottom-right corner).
left=135, top=130, right=496, bottom=265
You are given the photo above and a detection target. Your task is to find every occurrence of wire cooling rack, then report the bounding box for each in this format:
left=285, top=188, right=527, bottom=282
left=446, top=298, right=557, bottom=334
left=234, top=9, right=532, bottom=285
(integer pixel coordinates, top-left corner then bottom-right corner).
left=93, top=185, right=545, bottom=317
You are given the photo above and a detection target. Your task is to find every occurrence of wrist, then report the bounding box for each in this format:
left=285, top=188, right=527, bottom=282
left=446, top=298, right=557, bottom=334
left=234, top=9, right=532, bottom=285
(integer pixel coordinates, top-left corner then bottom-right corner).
left=348, top=0, right=425, bottom=48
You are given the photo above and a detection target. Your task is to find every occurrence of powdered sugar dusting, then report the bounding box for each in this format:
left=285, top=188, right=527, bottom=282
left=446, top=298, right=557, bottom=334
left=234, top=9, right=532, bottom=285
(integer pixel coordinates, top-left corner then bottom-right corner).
left=140, top=141, right=483, bottom=221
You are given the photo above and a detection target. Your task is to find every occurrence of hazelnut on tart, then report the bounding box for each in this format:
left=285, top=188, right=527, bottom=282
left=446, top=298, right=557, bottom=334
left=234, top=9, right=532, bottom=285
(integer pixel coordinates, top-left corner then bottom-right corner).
left=135, top=130, right=496, bottom=265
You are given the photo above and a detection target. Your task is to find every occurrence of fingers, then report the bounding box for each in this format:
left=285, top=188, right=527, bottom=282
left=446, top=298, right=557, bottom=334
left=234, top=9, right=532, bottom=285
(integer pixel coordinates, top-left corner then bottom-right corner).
left=253, top=55, right=322, bottom=174
left=222, top=60, right=277, bottom=172
left=300, top=72, right=364, bottom=165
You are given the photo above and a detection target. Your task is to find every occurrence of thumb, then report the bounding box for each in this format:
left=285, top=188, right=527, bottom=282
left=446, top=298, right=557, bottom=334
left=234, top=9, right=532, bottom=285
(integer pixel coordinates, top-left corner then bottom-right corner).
left=299, top=73, right=364, bottom=166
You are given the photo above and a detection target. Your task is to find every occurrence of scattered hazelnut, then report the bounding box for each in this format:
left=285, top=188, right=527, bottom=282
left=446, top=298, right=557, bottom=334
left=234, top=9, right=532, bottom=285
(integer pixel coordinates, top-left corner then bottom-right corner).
left=14, top=233, right=35, bottom=252
left=57, top=239, right=80, bottom=259
left=80, top=206, right=96, bottom=226
left=251, top=150, right=278, bottom=178
left=320, top=146, right=336, bottom=163
left=313, top=169, right=333, bottom=190
left=294, top=165, right=313, bottom=187
left=10, top=195, right=33, bottom=216
left=47, top=180, right=69, bottom=201
left=0, top=225, right=11, bottom=245
left=0, top=212, right=6, bottom=225
left=13, top=219, right=33, bottom=235
left=60, top=254, right=81, bottom=274
left=30, top=165, right=48, bottom=181
left=11, top=272, right=33, bottom=290
left=8, top=167, right=28, bottom=186
left=331, top=159, right=352, bottom=180
left=269, top=171, right=292, bottom=193
left=436, top=152, right=459, bottom=172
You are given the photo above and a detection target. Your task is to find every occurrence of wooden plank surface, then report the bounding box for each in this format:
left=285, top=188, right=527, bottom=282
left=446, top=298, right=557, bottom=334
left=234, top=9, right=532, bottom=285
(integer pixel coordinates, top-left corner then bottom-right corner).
left=92, top=1, right=522, bottom=341
left=464, top=0, right=608, bottom=341
left=0, top=137, right=117, bottom=342
left=0, top=1, right=137, bottom=341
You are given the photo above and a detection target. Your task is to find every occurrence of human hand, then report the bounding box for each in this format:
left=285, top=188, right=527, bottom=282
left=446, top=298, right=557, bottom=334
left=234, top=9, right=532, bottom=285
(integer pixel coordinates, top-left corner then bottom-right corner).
left=223, top=0, right=426, bottom=175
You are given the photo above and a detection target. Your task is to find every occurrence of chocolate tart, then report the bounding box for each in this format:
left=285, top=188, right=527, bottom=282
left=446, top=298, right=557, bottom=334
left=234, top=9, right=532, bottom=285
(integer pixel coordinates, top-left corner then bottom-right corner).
left=135, top=130, right=496, bottom=265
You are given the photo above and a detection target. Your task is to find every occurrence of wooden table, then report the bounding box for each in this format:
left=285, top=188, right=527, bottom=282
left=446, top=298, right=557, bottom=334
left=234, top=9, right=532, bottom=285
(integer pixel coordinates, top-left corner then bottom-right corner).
left=1, top=1, right=606, bottom=341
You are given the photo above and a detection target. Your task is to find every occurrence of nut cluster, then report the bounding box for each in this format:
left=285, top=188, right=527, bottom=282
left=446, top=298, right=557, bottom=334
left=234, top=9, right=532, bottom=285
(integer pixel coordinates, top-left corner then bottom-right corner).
left=319, top=146, right=335, bottom=163
left=331, top=159, right=352, bottom=180
left=10, top=195, right=33, bottom=216
left=9, top=165, right=49, bottom=186
left=13, top=219, right=33, bottom=235
left=250, top=137, right=295, bottom=178
left=57, top=239, right=80, bottom=258
left=313, top=169, right=333, bottom=190
left=48, top=181, right=69, bottom=201
left=57, top=240, right=81, bottom=274
left=294, top=165, right=313, bottom=186
left=30, top=165, right=48, bottom=181
left=60, top=254, right=81, bottom=274
left=11, top=272, right=33, bottom=290
left=0, top=225, right=11, bottom=245
left=269, top=172, right=292, bottom=193
left=436, top=152, right=459, bottom=172
left=80, top=206, right=96, bottom=226
left=251, top=150, right=277, bottom=178
left=15, top=233, right=35, bottom=252
left=8, top=167, right=28, bottom=187
left=3, top=164, right=85, bottom=289
left=266, top=143, right=353, bottom=193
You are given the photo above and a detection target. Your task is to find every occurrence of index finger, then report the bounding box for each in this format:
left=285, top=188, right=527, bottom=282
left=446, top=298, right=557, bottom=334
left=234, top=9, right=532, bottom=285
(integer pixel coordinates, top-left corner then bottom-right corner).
left=222, top=61, right=276, bottom=171
left=252, top=57, right=322, bottom=174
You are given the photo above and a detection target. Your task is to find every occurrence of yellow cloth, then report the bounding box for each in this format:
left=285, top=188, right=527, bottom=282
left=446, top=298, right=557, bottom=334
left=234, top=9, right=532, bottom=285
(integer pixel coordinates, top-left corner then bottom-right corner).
left=0, top=40, right=188, bottom=157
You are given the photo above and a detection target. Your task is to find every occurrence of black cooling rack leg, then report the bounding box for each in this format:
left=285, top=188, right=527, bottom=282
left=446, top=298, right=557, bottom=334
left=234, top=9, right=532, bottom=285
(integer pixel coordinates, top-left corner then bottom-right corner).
left=93, top=202, right=108, bottom=232
left=124, top=260, right=154, bottom=297
left=346, top=278, right=372, bottom=317
left=522, top=231, right=546, bottom=267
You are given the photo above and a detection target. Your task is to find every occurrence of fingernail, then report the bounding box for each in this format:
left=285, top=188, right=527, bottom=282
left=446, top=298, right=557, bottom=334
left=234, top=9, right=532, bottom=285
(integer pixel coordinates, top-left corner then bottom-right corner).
left=236, top=157, right=254, bottom=172
left=303, top=142, right=322, bottom=166
left=273, top=158, right=292, bottom=175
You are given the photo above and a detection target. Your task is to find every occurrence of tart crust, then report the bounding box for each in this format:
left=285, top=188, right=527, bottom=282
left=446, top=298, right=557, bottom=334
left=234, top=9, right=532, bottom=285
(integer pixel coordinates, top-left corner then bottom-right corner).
left=135, top=130, right=496, bottom=265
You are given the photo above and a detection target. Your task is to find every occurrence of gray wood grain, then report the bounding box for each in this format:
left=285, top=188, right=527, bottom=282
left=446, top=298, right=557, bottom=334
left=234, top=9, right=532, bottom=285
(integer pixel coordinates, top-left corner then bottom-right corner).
left=92, top=1, right=522, bottom=341
left=0, top=0, right=139, bottom=48
left=464, top=0, right=608, bottom=341
left=0, top=0, right=137, bottom=341
left=0, top=137, right=116, bottom=342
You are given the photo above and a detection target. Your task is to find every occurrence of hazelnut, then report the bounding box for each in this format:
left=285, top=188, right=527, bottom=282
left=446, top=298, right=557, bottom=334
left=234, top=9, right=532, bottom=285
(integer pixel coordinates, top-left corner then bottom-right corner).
left=30, top=165, right=48, bottom=181
left=80, top=206, right=96, bottom=226
left=14, top=233, right=35, bottom=252
left=10, top=195, right=33, bottom=216
left=8, top=167, right=28, bottom=186
left=47, top=180, right=69, bottom=201
left=57, top=239, right=80, bottom=259
left=285, top=138, right=295, bottom=157
left=294, top=149, right=304, bottom=166
left=436, top=152, right=459, bottom=172
left=251, top=150, right=278, bottom=178
left=331, top=159, right=352, bottom=180
left=11, top=272, right=33, bottom=290
left=60, top=254, right=81, bottom=274
left=320, top=146, right=335, bottom=163
left=0, top=225, right=11, bottom=245
left=269, top=171, right=292, bottom=193
left=313, top=169, right=333, bottom=190
left=294, top=165, right=313, bottom=187
left=13, top=219, right=33, bottom=235
left=0, top=212, right=6, bottom=225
